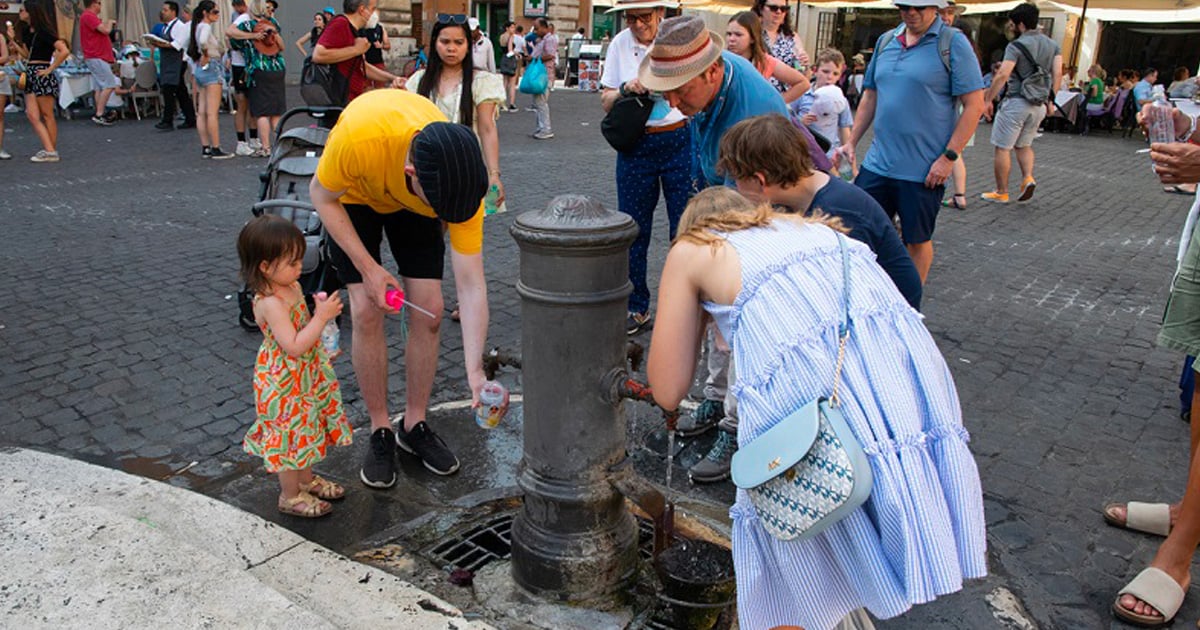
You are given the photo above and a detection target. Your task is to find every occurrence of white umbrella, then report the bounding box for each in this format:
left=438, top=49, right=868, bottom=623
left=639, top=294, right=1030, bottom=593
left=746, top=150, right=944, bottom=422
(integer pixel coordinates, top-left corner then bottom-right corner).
left=117, top=0, right=149, bottom=44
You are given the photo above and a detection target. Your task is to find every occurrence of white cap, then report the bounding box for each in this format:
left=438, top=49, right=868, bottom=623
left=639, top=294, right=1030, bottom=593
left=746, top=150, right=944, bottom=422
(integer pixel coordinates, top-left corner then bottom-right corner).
left=891, top=0, right=948, bottom=7
left=467, top=17, right=480, bottom=31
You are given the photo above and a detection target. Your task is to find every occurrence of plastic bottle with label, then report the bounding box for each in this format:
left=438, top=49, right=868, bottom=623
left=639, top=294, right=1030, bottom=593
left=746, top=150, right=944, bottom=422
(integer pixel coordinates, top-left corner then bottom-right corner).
left=1147, top=85, right=1176, bottom=151
left=475, top=380, right=510, bottom=429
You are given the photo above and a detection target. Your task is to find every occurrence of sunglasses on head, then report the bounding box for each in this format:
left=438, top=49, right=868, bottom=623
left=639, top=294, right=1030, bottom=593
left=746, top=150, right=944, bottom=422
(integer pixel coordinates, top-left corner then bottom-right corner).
left=764, top=3, right=788, bottom=12
left=437, top=13, right=468, bottom=24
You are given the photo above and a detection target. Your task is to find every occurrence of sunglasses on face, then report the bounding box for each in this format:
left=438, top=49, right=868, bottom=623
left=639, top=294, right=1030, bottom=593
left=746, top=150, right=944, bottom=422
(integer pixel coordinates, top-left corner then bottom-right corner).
left=895, top=5, right=930, bottom=12
left=764, top=4, right=788, bottom=12
left=623, top=11, right=653, bottom=24
left=437, top=13, right=468, bottom=24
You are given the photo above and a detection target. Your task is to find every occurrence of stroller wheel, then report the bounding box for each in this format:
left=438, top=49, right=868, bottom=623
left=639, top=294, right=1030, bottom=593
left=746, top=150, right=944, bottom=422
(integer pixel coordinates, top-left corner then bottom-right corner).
left=238, top=312, right=259, bottom=332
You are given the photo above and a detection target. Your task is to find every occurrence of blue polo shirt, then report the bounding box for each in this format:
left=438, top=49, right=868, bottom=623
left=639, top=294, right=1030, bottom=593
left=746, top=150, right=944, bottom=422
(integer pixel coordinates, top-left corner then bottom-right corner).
left=861, top=20, right=983, bottom=183
left=1133, top=79, right=1154, bottom=104
left=692, top=51, right=789, bottom=188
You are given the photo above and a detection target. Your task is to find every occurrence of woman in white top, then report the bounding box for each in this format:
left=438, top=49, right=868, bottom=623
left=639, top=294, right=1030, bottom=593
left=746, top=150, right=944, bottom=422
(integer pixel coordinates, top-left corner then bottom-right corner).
left=187, top=0, right=233, bottom=158
left=406, top=17, right=506, bottom=205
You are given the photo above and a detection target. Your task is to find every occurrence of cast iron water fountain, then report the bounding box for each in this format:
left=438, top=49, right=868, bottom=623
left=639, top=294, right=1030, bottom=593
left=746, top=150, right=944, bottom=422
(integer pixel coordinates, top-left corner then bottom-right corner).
left=505, top=194, right=735, bottom=628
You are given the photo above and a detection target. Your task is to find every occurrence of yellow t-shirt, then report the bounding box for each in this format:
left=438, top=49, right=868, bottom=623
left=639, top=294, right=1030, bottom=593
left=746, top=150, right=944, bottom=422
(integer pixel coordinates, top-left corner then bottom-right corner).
left=315, top=89, right=484, bottom=255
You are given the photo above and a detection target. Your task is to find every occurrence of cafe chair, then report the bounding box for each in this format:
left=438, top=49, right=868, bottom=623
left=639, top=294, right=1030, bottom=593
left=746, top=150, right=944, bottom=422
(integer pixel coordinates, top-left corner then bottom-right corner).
left=129, top=61, right=161, bottom=121
left=1085, top=88, right=1127, bottom=135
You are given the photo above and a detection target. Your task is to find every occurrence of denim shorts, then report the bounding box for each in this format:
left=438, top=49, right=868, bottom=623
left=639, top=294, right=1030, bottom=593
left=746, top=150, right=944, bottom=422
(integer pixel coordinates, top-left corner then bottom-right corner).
left=192, top=61, right=222, bottom=87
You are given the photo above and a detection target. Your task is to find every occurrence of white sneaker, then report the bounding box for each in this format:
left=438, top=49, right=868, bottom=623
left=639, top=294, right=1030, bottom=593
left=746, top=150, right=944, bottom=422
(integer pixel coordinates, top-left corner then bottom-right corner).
left=249, top=138, right=263, bottom=151
left=30, top=150, right=59, bottom=163
left=235, top=141, right=254, bottom=157
left=4, top=104, right=19, bottom=113
left=0, top=149, right=11, bottom=160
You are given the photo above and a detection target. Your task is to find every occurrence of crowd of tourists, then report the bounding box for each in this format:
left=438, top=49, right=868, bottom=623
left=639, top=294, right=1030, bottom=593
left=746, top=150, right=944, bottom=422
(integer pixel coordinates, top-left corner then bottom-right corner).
left=20, top=0, right=1200, bottom=625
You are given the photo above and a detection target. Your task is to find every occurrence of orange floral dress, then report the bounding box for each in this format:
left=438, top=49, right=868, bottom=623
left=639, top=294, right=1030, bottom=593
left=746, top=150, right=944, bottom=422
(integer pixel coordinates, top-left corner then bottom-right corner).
left=243, top=296, right=352, bottom=473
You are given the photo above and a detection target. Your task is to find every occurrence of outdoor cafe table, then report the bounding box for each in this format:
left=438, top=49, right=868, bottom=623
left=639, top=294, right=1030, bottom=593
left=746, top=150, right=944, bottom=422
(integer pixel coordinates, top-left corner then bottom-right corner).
left=1051, top=89, right=1084, bottom=125
left=56, top=67, right=123, bottom=117
left=1175, top=98, right=1200, bottom=119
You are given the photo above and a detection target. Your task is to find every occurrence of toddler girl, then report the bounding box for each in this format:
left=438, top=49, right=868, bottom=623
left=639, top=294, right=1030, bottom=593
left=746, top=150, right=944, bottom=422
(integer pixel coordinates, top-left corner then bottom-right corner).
left=237, top=215, right=353, bottom=518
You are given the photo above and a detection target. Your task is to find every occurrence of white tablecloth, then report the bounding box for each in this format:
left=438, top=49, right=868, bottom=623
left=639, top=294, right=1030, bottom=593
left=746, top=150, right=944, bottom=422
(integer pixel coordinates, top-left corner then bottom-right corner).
left=56, top=70, right=123, bottom=112
left=1174, top=99, right=1200, bottom=119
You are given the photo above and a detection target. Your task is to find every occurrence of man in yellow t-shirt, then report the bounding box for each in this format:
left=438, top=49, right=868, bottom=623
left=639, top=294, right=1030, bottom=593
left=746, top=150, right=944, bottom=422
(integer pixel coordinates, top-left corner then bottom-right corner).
left=311, top=89, right=489, bottom=486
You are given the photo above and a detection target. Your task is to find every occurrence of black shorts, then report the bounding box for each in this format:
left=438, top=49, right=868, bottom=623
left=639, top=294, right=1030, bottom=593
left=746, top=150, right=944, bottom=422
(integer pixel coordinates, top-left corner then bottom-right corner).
left=231, top=65, right=249, bottom=93
left=327, top=204, right=446, bottom=283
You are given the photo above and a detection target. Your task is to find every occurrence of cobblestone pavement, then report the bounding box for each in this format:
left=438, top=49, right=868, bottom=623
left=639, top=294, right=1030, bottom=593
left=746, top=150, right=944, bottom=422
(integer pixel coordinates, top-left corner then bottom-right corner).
left=2, top=88, right=1197, bottom=628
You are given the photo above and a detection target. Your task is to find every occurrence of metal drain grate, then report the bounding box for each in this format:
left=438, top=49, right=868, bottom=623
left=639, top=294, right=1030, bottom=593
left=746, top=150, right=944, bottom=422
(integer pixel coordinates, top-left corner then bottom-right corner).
left=426, top=512, right=669, bottom=573
left=426, top=514, right=513, bottom=572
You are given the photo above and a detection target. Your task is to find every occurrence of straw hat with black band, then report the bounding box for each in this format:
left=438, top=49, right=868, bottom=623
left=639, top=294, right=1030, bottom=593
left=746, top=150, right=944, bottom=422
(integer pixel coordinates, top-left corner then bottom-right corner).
left=636, top=15, right=724, bottom=93
left=604, top=0, right=679, bottom=14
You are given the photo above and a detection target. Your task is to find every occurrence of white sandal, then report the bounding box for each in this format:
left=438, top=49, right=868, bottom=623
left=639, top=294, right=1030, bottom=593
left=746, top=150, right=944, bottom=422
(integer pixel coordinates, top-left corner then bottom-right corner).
left=1113, top=567, right=1186, bottom=627
left=1104, top=501, right=1172, bottom=537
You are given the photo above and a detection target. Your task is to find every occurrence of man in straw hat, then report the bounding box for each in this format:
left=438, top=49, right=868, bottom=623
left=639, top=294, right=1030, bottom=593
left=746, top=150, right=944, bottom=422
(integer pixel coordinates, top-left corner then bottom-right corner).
left=843, top=0, right=983, bottom=285
left=310, top=89, right=491, bottom=487
left=599, top=0, right=689, bottom=336
left=639, top=15, right=787, bottom=189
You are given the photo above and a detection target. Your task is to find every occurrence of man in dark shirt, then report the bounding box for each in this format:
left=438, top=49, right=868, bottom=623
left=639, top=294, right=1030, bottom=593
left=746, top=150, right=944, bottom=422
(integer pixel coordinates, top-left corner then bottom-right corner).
left=720, top=114, right=922, bottom=308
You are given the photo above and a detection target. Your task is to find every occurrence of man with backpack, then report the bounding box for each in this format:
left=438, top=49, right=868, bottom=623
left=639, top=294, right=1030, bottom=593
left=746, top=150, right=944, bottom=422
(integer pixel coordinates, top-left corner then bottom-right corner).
left=842, top=0, right=983, bottom=285
left=311, top=0, right=405, bottom=106
left=980, top=2, right=1062, bottom=204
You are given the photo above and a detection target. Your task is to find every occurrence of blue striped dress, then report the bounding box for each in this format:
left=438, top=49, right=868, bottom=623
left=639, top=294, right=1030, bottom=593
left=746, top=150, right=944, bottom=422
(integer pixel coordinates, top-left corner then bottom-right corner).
left=701, top=221, right=987, bottom=630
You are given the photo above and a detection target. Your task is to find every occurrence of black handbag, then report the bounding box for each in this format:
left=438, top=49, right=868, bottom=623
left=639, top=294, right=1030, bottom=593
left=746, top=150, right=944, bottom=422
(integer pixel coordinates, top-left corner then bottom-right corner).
left=601, top=94, right=654, bottom=153
left=300, top=55, right=349, bottom=107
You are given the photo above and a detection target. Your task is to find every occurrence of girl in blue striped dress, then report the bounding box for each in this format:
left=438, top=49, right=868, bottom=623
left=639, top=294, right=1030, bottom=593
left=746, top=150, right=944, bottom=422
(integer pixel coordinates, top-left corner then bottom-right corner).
left=647, top=202, right=987, bottom=630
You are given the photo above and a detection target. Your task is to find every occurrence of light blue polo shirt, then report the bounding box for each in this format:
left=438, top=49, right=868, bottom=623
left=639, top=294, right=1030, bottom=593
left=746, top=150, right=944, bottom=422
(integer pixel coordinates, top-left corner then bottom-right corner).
left=692, top=51, right=789, bottom=188
left=861, top=20, right=983, bottom=183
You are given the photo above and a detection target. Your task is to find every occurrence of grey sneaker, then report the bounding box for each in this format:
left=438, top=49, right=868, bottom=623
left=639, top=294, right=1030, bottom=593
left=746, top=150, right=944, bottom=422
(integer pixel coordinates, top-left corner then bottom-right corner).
left=626, top=311, right=652, bottom=335
left=532, top=131, right=555, bottom=140
left=689, top=429, right=736, bottom=484
left=30, top=150, right=59, bottom=163
left=676, top=399, right=723, bottom=438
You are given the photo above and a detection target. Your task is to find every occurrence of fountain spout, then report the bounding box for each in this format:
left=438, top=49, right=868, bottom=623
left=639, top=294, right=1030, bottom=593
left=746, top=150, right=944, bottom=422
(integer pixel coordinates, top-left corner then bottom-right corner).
left=608, top=460, right=675, bottom=558
left=605, top=369, right=681, bottom=431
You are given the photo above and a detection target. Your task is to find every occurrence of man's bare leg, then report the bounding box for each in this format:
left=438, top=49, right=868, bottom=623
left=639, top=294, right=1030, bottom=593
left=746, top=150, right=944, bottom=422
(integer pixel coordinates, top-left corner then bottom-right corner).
left=346, top=283, right=391, bottom=432
left=399, top=277, right=444, bottom=432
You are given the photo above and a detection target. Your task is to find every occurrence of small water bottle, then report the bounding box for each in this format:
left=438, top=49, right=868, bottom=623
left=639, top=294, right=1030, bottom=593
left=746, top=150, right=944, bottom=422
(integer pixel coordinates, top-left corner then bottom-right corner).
left=320, top=320, right=340, bottom=359
left=475, top=380, right=510, bottom=429
left=484, top=184, right=501, bottom=216
left=837, top=156, right=854, bottom=181
left=1147, top=85, right=1176, bottom=150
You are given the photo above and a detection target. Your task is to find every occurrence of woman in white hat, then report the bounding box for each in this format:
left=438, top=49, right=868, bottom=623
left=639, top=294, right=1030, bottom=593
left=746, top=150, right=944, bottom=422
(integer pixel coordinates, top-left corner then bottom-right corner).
left=599, top=0, right=692, bottom=335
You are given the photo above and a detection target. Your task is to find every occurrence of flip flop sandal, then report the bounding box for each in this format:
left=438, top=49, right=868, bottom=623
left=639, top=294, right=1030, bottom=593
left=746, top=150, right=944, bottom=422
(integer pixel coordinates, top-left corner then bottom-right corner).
left=278, top=491, right=332, bottom=518
left=301, top=475, right=346, bottom=501
left=1104, top=501, right=1172, bottom=537
left=1113, top=567, right=1186, bottom=627
left=941, top=194, right=967, bottom=210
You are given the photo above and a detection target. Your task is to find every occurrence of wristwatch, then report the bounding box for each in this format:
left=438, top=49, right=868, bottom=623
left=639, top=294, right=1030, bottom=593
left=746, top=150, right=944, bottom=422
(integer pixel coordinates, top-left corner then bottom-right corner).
left=942, top=148, right=959, bottom=162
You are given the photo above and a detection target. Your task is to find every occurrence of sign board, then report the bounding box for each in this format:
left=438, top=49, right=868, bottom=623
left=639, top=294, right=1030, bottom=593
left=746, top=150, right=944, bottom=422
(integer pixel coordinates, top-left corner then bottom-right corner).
left=578, top=58, right=601, bottom=92
left=524, top=0, right=546, bottom=18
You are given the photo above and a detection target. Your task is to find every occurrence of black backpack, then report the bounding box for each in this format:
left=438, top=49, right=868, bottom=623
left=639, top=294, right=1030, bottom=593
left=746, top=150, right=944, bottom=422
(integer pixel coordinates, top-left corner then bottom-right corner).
left=300, top=16, right=351, bottom=107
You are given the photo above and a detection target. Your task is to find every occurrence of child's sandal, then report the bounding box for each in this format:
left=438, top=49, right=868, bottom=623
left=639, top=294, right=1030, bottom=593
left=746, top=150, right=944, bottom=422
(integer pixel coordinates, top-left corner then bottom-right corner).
left=301, top=475, right=345, bottom=501
left=278, top=491, right=332, bottom=518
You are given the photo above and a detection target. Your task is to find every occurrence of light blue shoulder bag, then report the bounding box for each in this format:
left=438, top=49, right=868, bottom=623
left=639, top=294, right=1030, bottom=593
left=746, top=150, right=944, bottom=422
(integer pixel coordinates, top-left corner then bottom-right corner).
left=730, top=233, right=873, bottom=542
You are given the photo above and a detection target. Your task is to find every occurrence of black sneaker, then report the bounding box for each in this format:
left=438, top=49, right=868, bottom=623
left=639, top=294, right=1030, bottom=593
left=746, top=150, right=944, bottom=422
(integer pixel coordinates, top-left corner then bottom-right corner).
left=360, top=427, right=398, bottom=488
left=154, top=121, right=174, bottom=131
left=688, top=428, right=737, bottom=484
left=627, top=311, right=652, bottom=336
left=202, top=146, right=213, bottom=158
left=209, top=147, right=234, bottom=160
left=676, top=399, right=724, bottom=437
left=398, top=421, right=460, bottom=475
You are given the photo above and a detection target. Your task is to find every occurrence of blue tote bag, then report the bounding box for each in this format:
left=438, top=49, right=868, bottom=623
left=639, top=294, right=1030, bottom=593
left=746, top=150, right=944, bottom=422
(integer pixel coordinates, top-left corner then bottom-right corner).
left=519, top=59, right=548, bottom=95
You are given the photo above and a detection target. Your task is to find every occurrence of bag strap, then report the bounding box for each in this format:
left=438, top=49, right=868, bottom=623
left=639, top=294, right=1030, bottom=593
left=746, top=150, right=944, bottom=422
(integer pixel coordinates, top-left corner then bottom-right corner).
left=830, top=233, right=852, bottom=406
left=1011, top=40, right=1041, bottom=81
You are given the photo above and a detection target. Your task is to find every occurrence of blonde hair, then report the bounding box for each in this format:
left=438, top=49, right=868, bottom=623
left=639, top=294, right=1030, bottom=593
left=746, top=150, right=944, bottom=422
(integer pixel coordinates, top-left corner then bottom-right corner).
left=674, top=198, right=847, bottom=252
left=815, top=47, right=845, bottom=69
left=676, top=187, right=758, bottom=237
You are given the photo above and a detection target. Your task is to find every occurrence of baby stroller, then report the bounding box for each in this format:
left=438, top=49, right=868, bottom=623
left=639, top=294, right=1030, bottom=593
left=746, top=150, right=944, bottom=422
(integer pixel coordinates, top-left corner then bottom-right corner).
left=237, top=106, right=343, bottom=331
